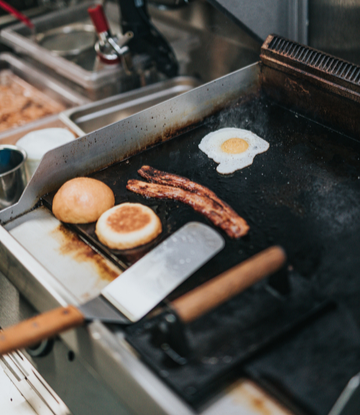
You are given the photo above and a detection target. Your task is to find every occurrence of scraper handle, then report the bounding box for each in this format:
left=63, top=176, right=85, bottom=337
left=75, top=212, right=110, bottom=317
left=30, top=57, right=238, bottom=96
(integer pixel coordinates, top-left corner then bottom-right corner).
left=0, top=306, right=85, bottom=356
left=171, top=246, right=286, bottom=324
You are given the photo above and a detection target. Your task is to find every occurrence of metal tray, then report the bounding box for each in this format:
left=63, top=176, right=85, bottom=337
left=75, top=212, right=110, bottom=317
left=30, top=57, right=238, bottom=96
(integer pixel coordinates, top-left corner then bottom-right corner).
left=60, top=76, right=201, bottom=135
left=0, top=115, right=79, bottom=145
left=0, top=53, right=88, bottom=136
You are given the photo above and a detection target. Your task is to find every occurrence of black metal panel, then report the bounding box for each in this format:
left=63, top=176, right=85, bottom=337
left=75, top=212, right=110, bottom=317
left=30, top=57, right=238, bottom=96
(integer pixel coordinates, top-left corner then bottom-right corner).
left=268, top=35, right=360, bottom=84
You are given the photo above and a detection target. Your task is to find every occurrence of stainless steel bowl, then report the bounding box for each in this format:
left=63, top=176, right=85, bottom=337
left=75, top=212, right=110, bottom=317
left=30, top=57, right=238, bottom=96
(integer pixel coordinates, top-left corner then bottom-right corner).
left=0, top=145, right=27, bottom=209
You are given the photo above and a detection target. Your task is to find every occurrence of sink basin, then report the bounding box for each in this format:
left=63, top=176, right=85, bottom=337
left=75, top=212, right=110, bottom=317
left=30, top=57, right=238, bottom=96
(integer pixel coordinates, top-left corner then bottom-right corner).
left=2, top=1, right=260, bottom=100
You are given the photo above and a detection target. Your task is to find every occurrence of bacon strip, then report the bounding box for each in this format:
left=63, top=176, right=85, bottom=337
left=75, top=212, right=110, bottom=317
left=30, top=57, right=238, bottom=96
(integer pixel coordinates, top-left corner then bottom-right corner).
left=138, top=165, right=249, bottom=237
left=126, top=179, right=249, bottom=238
left=138, top=165, right=239, bottom=217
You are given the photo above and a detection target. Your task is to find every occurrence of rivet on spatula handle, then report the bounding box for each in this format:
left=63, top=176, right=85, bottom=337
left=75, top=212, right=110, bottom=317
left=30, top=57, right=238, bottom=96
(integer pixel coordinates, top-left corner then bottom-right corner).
left=0, top=305, right=85, bottom=357
left=171, top=246, right=287, bottom=324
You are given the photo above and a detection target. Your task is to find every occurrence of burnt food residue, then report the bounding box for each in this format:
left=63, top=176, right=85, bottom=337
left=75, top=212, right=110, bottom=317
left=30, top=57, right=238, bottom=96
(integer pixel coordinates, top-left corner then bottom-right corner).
left=52, top=224, right=119, bottom=281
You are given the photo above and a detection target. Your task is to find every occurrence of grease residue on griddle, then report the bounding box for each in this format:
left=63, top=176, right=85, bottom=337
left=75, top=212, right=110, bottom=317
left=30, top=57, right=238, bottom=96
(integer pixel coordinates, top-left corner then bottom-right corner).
left=224, top=380, right=292, bottom=415
left=52, top=224, right=119, bottom=281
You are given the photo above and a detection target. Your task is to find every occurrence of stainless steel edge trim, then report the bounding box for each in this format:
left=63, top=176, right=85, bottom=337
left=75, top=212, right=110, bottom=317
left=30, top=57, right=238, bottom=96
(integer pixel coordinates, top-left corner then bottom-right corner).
left=58, top=113, right=85, bottom=137
left=0, top=145, right=27, bottom=177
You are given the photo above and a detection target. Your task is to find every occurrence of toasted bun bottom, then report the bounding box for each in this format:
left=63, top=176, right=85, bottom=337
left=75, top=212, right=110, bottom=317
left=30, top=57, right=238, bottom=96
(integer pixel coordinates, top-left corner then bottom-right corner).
left=52, top=177, right=115, bottom=224
left=95, top=203, right=162, bottom=249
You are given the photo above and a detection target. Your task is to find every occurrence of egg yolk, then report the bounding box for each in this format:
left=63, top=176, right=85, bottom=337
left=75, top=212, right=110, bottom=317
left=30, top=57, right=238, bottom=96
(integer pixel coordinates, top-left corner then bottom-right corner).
left=221, top=138, right=249, bottom=154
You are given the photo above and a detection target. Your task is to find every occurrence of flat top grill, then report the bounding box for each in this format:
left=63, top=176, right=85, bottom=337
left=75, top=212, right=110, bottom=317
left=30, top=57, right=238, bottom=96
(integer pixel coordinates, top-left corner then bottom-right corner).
left=4, top=34, right=360, bottom=415
left=42, top=91, right=360, bottom=414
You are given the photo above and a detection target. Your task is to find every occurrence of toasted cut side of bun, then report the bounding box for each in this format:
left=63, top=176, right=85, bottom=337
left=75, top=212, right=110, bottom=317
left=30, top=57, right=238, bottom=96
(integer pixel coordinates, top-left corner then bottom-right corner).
left=52, top=177, right=115, bottom=224
left=95, top=203, right=162, bottom=249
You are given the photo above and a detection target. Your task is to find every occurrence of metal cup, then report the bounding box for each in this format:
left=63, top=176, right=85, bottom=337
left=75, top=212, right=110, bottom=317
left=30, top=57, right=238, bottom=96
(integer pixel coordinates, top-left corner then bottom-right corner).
left=0, top=145, right=28, bottom=210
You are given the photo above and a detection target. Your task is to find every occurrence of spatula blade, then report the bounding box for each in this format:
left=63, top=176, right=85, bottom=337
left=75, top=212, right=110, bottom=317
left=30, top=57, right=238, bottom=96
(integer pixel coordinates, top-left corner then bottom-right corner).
left=101, top=222, right=224, bottom=322
left=79, top=295, right=131, bottom=324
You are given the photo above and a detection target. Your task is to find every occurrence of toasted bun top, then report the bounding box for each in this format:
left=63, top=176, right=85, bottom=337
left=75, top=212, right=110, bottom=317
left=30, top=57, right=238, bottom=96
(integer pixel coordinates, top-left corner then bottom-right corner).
left=95, top=203, right=162, bottom=250
left=52, top=177, right=115, bottom=224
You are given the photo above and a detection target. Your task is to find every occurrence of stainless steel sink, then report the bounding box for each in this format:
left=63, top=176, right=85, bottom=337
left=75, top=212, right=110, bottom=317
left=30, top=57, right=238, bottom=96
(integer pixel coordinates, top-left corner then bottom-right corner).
left=2, top=1, right=260, bottom=100
left=60, top=76, right=201, bottom=135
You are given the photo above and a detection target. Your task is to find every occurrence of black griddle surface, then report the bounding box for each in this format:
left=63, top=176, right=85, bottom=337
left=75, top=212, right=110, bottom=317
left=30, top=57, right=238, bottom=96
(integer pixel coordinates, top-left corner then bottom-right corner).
left=43, top=93, right=360, bottom=414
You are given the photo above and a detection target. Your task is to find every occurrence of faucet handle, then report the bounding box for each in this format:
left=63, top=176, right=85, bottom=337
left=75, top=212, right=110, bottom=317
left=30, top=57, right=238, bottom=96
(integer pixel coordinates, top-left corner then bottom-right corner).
left=88, top=4, right=110, bottom=38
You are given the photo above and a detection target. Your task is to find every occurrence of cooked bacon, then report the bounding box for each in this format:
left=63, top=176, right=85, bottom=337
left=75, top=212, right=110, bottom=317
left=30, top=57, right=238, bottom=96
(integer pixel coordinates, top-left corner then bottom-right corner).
left=138, top=165, right=239, bottom=217
left=126, top=179, right=249, bottom=238
left=137, top=165, right=249, bottom=237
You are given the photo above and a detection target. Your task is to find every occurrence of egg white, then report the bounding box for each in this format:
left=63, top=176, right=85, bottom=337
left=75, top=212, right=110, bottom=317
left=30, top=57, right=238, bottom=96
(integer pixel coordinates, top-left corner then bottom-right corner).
left=198, top=128, right=269, bottom=174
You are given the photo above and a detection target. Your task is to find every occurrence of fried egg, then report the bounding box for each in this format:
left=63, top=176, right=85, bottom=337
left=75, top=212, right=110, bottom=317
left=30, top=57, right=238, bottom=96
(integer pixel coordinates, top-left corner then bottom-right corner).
left=199, top=128, right=269, bottom=174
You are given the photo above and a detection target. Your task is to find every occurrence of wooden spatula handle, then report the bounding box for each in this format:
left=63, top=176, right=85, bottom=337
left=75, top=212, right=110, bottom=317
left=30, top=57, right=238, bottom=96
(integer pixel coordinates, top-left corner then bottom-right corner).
left=171, top=246, right=286, bottom=324
left=0, top=305, right=85, bottom=356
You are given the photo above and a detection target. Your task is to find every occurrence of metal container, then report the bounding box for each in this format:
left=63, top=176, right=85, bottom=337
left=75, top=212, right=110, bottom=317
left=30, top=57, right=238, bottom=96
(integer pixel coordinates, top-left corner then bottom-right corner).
left=1, top=1, right=261, bottom=100
left=0, top=53, right=88, bottom=136
left=0, top=145, right=27, bottom=210
left=0, top=114, right=78, bottom=145
left=60, top=76, right=201, bottom=135
left=35, top=22, right=96, bottom=57
left=0, top=2, right=145, bottom=101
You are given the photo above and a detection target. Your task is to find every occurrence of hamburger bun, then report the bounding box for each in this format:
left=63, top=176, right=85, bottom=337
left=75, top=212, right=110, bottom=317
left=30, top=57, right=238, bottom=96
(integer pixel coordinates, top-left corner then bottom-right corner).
left=53, top=177, right=115, bottom=224
left=95, top=203, right=162, bottom=249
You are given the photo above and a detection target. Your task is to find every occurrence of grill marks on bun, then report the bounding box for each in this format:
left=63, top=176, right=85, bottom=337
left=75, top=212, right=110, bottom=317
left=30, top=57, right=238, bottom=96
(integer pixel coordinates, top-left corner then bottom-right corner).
left=52, top=177, right=115, bottom=224
left=95, top=203, right=162, bottom=250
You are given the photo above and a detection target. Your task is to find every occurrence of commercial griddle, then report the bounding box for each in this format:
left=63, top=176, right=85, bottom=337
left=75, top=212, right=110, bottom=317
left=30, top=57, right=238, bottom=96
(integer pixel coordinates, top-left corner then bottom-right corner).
left=2, top=35, right=360, bottom=415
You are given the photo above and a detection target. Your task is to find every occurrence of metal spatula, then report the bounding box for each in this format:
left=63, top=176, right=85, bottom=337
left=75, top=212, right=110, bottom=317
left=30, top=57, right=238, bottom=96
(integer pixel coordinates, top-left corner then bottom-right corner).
left=0, top=222, right=224, bottom=356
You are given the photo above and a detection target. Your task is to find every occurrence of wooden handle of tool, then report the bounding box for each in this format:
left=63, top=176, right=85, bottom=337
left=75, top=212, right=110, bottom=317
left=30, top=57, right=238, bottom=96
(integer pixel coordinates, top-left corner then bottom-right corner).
left=0, top=306, right=85, bottom=356
left=171, top=246, right=286, bottom=324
